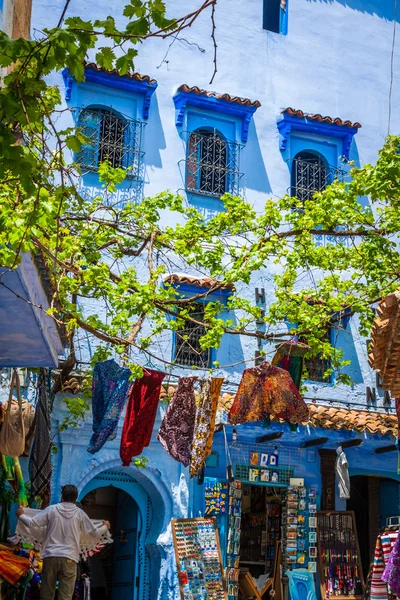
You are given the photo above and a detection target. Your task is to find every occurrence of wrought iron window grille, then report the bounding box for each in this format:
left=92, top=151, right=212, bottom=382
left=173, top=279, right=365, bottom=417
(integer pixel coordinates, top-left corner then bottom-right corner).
left=76, top=108, right=145, bottom=183
left=183, top=129, right=243, bottom=198
left=290, top=156, right=346, bottom=204
left=173, top=306, right=211, bottom=368
left=300, top=330, right=332, bottom=383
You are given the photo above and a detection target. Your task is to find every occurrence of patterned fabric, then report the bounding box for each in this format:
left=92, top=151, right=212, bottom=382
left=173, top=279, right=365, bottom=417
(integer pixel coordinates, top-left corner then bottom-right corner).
left=189, top=378, right=223, bottom=476
left=204, top=378, right=224, bottom=458
left=228, top=361, right=309, bottom=425
left=271, top=352, right=303, bottom=391
left=190, top=379, right=213, bottom=477
left=88, top=359, right=132, bottom=454
left=1, top=455, right=28, bottom=507
left=372, top=532, right=398, bottom=600
left=12, top=508, right=113, bottom=559
left=0, top=549, right=30, bottom=584
left=396, top=399, right=400, bottom=475
left=120, top=368, right=166, bottom=466
left=29, top=368, right=52, bottom=501
left=382, top=530, right=400, bottom=597
left=157, top=377, right=197, bottom=467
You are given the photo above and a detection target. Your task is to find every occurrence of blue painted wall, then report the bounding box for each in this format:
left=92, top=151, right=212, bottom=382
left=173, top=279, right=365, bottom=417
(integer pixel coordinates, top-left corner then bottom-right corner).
left=15, top=1, right=400, bottom=598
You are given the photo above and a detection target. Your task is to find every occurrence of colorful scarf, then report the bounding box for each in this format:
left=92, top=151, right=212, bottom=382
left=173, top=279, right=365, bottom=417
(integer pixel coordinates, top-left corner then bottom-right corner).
left=228, top=361, right=309, bottom=425
left=0, top=549, right=30, bottom=584
left=88, top=359, right=132, bottom=454
left=1, top=455, right=28, bottom=507
left=29, top=368, right=52, bottom=501
left=190, top=378, right=223, bottom=476
left=158, top=377, right=197, bottom=467
left=396, top=398, right=400, bottom=475
left=272, top=340, right=310, bottom=390
left=120, top=368, right=166, bottom=466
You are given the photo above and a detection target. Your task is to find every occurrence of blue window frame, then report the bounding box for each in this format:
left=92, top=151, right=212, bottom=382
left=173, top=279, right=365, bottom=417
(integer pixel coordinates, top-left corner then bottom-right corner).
left=291, top=150, right=345, bottom=204
left=76, top=107, right=145, bottom=180
left=263, top=0, right=288, bottom=35
left=185, top=128, right=242, bottom=198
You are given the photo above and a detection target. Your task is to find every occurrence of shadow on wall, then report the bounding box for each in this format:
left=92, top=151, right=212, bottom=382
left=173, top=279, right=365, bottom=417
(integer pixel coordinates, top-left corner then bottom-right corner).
left=241, top=119, right=272, bottom=195
left=305, top=0, right=399, bottom=22
left=143, top=92, right=166, bottom=169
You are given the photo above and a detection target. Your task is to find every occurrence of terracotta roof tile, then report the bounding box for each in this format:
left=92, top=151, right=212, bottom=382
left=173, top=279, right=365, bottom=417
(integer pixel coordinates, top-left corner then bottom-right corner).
left=163, top=274, right=235, bottom=291
left=369, top=289, right=400, bottom=396
left=282, top=107, right=362, bottom=130
left=177, top=84, right=261, bottom=108
left=84, top=61, right=157, bottom=85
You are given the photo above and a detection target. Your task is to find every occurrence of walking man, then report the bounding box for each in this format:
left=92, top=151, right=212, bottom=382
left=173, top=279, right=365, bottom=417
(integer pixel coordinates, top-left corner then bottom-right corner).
left=16, top=484, right=110, bottom=600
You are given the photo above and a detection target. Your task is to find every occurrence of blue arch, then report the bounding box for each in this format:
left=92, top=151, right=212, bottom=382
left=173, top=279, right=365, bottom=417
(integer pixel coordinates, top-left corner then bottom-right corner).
left=78, top=466, right=169, bottom=600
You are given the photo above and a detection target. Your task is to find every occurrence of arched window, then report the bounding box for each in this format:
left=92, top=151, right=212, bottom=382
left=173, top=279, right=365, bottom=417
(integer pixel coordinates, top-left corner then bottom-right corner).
left=76, top=108, right=143, bottom=179
left=186, top=128, right=229, bottom=197
left=291, top=151, right=327, bottom=203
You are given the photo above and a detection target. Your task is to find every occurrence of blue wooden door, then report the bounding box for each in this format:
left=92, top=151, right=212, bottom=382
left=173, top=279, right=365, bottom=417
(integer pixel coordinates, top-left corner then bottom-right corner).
left=112, top=490, right=139, bottom=600
left=380, top=479, right=400, bottom=528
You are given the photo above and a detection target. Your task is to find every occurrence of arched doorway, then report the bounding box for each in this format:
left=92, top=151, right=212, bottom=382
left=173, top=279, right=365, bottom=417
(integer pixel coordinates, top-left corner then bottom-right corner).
left=78, top=468, right=157, bottom=600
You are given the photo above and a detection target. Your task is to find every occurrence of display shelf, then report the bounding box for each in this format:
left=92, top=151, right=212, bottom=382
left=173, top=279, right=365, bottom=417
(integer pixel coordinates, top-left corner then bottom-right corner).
left=316, top=511, right=364, bottom=600
left=171, top=517, right=228, bottom=600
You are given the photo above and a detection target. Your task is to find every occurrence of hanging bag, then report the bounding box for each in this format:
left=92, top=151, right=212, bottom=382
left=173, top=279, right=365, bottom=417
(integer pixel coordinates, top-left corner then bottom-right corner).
left=0, top=370, right=25, bottom=457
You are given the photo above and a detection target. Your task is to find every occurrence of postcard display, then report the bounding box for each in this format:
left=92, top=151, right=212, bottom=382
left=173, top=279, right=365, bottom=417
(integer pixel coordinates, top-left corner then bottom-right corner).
left=316, top=511, right=364, bottom=599
left=171, top=517, right=227, bottom=600
left=282, top=485, right=318, bottom=573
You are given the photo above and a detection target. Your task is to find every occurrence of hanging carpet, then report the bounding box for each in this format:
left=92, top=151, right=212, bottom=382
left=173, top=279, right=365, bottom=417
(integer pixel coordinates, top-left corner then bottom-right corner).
left=120, top=368, right=166, bottom=466
left=29, top=368, right=52, bottom=501
left=228, top=361, right=309, bottom=425
left=88, top=359, right=132, bottom=454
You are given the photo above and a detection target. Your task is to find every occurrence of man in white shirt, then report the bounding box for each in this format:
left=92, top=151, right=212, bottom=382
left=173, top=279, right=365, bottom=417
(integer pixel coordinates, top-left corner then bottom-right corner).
left=16, top=484, right=110, bottom=600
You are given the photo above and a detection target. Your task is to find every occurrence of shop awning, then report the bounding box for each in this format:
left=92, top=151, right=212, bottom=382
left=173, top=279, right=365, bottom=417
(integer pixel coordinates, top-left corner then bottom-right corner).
left=0, top=253, right=67, bottom=367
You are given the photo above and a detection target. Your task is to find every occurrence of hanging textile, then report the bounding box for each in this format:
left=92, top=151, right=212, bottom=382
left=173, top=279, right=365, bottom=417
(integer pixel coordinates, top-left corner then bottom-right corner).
left=0, top=549, right=30, bottom=585
left=272, top=340, right=310, bottom=390
left=382, top=530, right=400, bottom=598
left=120, top=368, right=166, bottom=466
left=0, top=370, right=25, bottom=457
left=335, top=446, right=350, bottom=499
left=0, top=395, right=35, bottom=457
left=88, top=359, right=132, bottom=454
left=29, top=368, right=52, bottom=501
left=0, top=464, right=10, bottom=542
left=228, top=361, right=309, bottom=425
left=157, top=377, right=197, bottom=467
left=1, top=455, right=28, bottom=507
left=190, top=378, right=224, bottom=477
left=371, top=531, right=398, bottom=600
left=204, top=378, right=224, bottom=459
left=396, top=398, right=400, bottom=475
left=189, top=379, right=211, bottom=477
left=12, top=507, right=112, bottom=558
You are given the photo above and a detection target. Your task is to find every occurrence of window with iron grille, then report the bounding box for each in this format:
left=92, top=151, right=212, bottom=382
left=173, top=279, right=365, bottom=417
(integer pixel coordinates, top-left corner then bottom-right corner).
left=185, top=128, right=242, bottom=198
left=173, top=305, right=211, bottom=368
left=301, top=330, right=332, bottom=383
left=76, top=108, right=144, bottom=181
left=291, top=151, right=345, bottom=204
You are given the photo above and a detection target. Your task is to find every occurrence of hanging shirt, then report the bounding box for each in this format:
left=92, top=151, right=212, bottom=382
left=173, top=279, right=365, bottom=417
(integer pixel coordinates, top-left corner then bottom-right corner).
left=335, top=447, right=350, bottom=499
left=18, top=503, right=108, bottom=563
